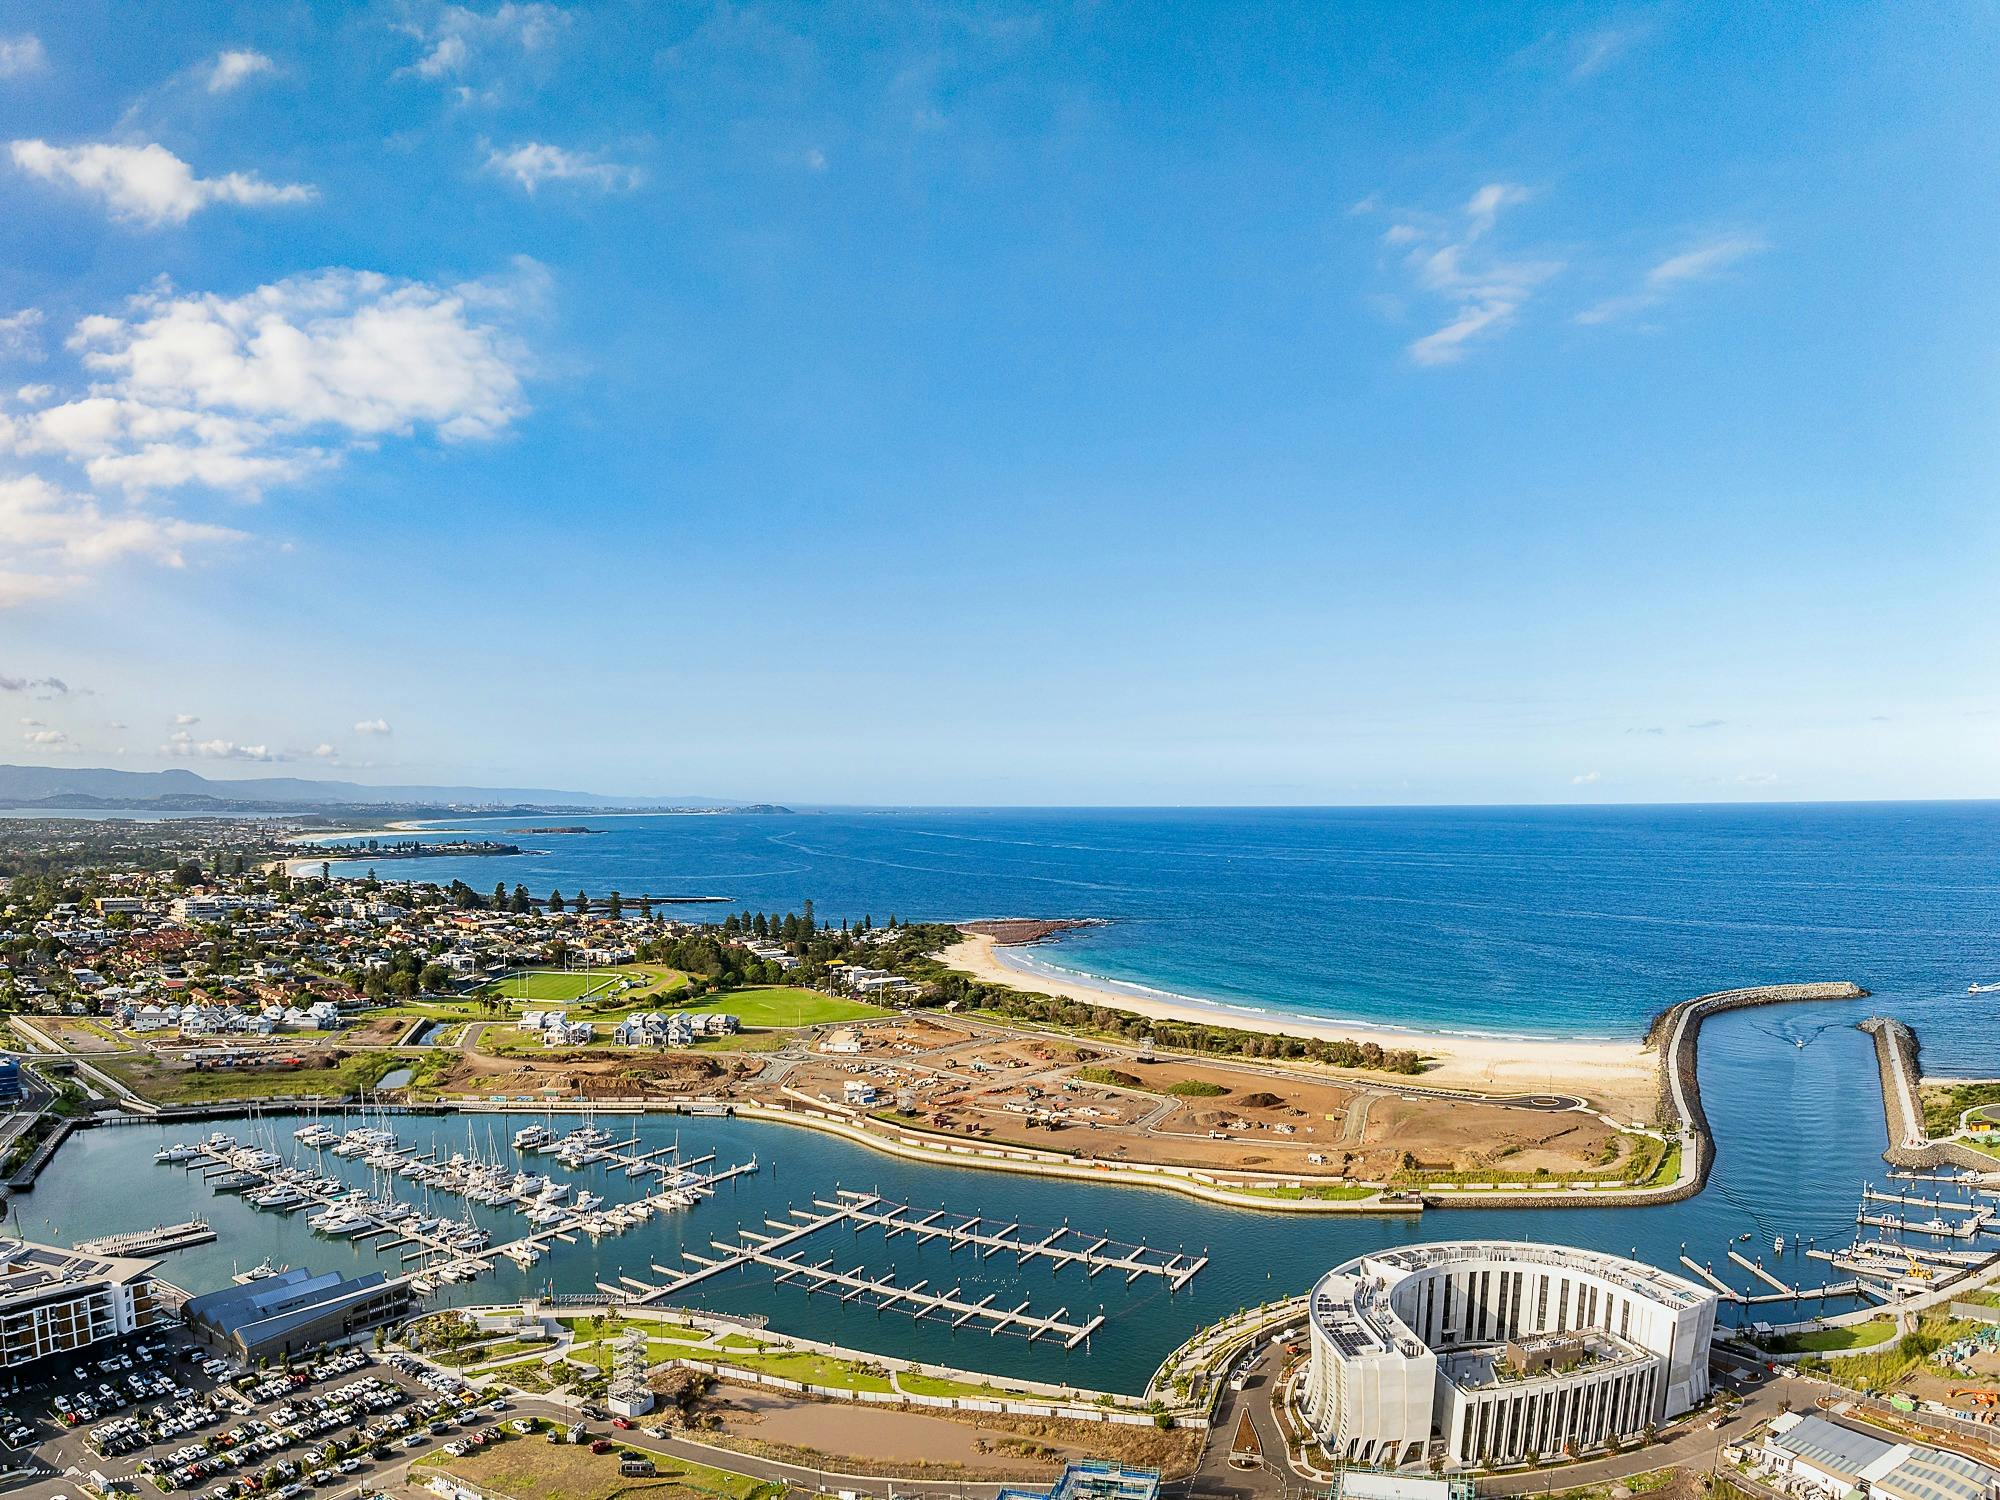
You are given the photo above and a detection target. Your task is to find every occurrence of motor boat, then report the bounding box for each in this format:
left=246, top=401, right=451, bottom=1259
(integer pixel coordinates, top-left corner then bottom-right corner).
left=512, top=1123, right=555, bottom=1151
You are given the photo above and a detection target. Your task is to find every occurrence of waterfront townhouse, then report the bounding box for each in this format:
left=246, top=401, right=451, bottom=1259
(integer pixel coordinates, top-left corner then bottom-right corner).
left=0, top=1239, right=162, bottom=1370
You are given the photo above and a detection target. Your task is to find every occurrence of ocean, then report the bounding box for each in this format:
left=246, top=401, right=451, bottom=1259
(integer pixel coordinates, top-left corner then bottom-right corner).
left=320, top=803, right=2000, bottom=1070
left=26, top=802, right=1999, bottom=1390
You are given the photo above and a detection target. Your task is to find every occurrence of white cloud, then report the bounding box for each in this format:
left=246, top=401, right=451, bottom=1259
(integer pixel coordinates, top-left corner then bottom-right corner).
left=4, top=265, right=537, bottom=496
left=1570, top=23, right=1649, bottom=79
left=208, top=50, right=277, bottom=94
left=1388, top=183, right=1561, bottom=366
left=0, top=308, right=42, bottom=361
left=353, top=718, right=392, bottom=735
left=1576, top=232, right=1768, bottom=325
left=9, top=140, right=315, bottom=227
left=21, top=726, right=74, bottom=750
left=0, top=35, right=45, bottom=77
left=486, top=142, right=640, bottom=193
left=0, top=473, right=243, bottom=605
left=400, top=4, right=566, bottom=85
left=175, top=713, right=200, bottom=725
left=162, top=729, right=277, bottom=761
left=1570, top=770, right=1601, bottom=785
left=311, top=742, right=338, bottom=758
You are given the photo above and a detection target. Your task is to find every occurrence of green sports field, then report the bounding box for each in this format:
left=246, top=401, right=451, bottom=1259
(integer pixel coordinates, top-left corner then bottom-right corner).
left=485, top=970, right=621, bottom=1002
left=680, top=986, right=889, bottom=1028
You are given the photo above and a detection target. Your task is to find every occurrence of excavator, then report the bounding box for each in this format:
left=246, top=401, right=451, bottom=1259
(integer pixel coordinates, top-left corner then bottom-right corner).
left=1950, top=1388, right=1999, bottom=1408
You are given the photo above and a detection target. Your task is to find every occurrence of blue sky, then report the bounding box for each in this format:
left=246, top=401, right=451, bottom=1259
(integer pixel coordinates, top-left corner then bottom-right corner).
left=1, top=2, right=1995, bottom=805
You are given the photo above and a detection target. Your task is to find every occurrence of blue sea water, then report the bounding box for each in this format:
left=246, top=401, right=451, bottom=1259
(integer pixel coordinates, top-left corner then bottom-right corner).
left=322, top=803, right=2000, bottom=1069
left=30, top=803, right=2000, bottom=1391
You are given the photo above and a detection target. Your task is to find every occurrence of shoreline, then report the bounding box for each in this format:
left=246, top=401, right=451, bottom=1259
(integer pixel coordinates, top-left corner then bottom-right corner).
left=943, top=930, right=1662, bottom=1112
left=274, top=820, right=433, bottom=876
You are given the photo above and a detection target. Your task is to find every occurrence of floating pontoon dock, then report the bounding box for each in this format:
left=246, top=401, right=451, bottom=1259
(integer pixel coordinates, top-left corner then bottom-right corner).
left=626, top=1190, right=1205, bottom=1346
left=76, top=1219, right=216, bottom=1256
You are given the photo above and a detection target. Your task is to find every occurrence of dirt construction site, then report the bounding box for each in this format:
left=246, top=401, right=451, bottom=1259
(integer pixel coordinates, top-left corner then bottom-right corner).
left=767, top=1015, right=1649, bottom=1183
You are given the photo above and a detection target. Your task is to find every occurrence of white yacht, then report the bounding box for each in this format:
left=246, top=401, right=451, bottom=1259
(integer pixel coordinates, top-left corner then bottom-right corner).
left=512, top=1123, right=555, bottom=1151
left=294, top=1123, right=339, bottom=1148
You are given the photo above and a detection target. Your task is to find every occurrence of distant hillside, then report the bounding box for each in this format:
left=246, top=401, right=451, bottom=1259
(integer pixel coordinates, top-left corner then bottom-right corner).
left=0, top=765, right=744, bottom=811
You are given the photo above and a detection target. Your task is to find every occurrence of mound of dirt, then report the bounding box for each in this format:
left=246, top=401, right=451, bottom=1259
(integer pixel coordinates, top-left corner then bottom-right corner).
left=1235, top=1091, right=1285, bottom=1109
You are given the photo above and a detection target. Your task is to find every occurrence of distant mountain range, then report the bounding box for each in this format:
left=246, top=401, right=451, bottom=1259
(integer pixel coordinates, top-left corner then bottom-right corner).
left=0, top=765, right=754, bottom=813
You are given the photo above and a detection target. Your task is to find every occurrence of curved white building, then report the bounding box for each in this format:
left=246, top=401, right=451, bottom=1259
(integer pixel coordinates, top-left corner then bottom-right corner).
left=1299, top=1241, right=1717, bottom=1469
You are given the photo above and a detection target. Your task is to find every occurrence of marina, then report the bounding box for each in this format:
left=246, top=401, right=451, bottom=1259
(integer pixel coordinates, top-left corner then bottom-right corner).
left=158, top=1115, right=762, bottom=1297
left=18, top=1001, right=1996, bottom=1401
left=620, top=1187, right=1205, bottom=1348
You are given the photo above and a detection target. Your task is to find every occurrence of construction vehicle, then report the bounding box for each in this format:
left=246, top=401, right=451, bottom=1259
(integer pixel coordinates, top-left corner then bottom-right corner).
left=1950, top=1388, right=1998, bottom=1408
left=1905, top=1253, right=1934, bottom=1281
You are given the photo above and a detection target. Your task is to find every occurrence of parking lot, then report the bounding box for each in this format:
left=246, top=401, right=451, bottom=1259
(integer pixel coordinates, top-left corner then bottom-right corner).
left=1, top=1331, right=511, bottom=1500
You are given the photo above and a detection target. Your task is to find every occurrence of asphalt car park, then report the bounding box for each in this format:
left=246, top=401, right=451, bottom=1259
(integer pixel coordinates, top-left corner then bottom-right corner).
left=16, top=1337, right=491, bottom=1499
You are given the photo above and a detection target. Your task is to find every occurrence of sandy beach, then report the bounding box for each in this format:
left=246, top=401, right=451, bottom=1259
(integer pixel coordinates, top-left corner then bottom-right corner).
left=272, top=821, right=431, bottom=877
left=941, top=932, right=1660, bottom=1115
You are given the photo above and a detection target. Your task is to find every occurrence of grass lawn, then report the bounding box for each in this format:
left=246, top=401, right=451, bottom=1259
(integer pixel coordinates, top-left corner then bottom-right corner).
left=897, top=1372, right=1041, bottom=1399
left=102, top=1049, right=397, bottom=1103
left=560, top=1315, right=710, bottom=1344
left=444, top=1342, right=553, bottom=1370
left=486, top=970, right=625, bottom=1003
left=681, top=986, right=887, bottom=1028
left=1233, top=1183, right=1379, bottom=1202
left=1769, top=1317, right=1899, bottom=1353
left=1542, top=1468, right=1678, bottom=1500
left=712, top=1333, right=767, bottom=1351
left=1922, top=1080, right=2000, bottom=1137
left=428, top=1437, right=771, bottom=1500
left=692, top=1031, right=790, bottom=1053
left=482, top=965, right=691, bottom=1007
left=711, top=1348, right=895, bottom=1393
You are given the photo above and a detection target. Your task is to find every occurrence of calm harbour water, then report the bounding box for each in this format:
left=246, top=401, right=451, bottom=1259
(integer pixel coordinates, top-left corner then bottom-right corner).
left=34, top=804, right=1991, bottom=1392
left=21, top=1015, right=1891, bottom=1397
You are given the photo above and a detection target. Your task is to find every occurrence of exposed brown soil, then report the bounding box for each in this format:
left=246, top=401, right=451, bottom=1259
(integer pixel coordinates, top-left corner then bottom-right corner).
left=703, top=1385, right=1201, bottom=1480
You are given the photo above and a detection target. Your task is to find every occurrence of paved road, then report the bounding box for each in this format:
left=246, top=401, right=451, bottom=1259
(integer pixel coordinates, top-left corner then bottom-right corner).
left=1169, top=1352, right=1838, bottom=1500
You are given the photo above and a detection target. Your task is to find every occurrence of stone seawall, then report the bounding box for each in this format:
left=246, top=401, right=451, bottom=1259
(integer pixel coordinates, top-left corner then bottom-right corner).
left=1859, top=1015, right=1999, bottom=1172
left=1652, top=982, right=1869, bottom=1202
